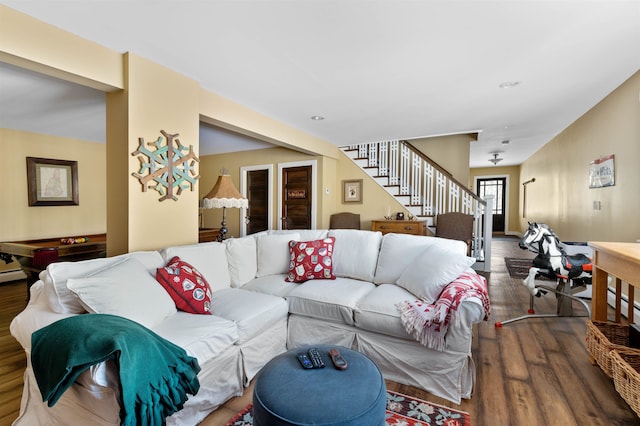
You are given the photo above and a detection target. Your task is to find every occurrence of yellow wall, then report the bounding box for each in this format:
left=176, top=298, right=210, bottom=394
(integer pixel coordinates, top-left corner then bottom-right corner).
left=105, top=53, right=201, bottom=255
left=200, top=148, right=320, bottom=235
left=336, top=151, right=408, bottom=231
left=0, top=128, right=106, bottom=241
left=198, top=147, right=406, bottom=235
left=519, top=70, right=640, bottom=242
left=0, top=5, right=122, bottom=91
left=470, top=165, right=521, bottom=235
left=411, top=134, right=474, bottom=185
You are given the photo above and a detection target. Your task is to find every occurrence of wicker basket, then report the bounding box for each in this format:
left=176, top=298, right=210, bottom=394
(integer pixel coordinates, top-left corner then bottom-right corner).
left=611, top=349, right=640, bottom=417
left=586, top=320, right=634, bottom=377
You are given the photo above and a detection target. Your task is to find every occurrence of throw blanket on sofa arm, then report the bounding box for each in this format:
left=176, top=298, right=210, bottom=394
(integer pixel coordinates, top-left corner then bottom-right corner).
left=397, top=272, right=490, bottom=351
left=31, top=314, right=201, bottom=426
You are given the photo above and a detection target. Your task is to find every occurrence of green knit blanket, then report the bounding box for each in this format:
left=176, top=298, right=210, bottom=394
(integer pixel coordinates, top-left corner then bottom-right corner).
left=31, top=314, right=200, bottom=426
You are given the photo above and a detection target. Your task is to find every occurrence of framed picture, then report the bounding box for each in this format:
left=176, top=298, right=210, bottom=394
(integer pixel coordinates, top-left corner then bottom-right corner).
left=342, top=179, right=363, bottom=204
left=27, top=157, right=79, bottom=206
left=589, top=154, right=615, bottom=188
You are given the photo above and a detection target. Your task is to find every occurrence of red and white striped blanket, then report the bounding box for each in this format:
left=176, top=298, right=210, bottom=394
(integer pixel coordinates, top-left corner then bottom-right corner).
left=397, top=272, right=490, bottom=351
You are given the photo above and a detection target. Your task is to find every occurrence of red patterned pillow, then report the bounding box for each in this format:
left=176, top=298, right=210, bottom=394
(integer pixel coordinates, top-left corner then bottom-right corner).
left=286, top=237, right=336, bottom=283
left=156, top=256, right=212, bottom=314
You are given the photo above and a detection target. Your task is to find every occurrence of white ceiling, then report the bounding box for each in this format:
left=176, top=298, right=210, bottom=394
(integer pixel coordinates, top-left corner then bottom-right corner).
left=1, top=1, right=639, bottom=167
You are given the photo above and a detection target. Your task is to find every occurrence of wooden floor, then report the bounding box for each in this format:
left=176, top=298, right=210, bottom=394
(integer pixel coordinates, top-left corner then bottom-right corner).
left=1, top=237, right=639, bottom=425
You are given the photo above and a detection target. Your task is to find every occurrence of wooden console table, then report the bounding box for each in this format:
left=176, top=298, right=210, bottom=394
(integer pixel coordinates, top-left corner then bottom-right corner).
left=588, top=241, right=640, bottom=323
left=199, top=228, right=221, bottom=243
left=371, top=220, right=426, bottom=236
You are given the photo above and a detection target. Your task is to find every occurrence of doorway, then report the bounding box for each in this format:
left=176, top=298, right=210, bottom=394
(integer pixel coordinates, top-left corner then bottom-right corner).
left=476, top=177, right=507, bottom=233
left=240, top=165, right=273, bottom=236
left=278, top=160, right=317, bottom=230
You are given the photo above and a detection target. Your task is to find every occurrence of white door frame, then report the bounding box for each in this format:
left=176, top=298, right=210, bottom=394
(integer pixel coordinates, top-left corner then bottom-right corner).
left=240, top=164, right=273, bottom=237
left=277, top=160, right=317, bottom=230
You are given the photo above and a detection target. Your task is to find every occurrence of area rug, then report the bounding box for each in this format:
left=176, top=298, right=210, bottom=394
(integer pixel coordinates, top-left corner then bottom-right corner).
left=504, top=257, right=553, bottom=281
left=225, top=390, right=470, bottom=426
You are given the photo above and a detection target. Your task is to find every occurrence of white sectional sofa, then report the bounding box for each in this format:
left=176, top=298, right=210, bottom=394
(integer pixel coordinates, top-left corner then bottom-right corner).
left=10, top=229, right=488, bottom=425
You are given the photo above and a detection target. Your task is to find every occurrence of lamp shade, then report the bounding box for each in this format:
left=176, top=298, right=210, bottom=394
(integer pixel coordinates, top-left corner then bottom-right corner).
left=202, top=174, right=248, bottom=209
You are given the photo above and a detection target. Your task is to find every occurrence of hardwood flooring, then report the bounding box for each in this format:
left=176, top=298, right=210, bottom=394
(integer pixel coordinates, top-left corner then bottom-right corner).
left=1, top=237, right=638, bottom=425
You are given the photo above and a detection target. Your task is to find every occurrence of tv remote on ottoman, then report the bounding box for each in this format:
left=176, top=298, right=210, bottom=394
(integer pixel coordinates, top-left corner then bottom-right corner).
left=297, top=352, right=314, bottom=369
left=329, top=348, right=348, bottom=370
left=308, top=348, right=325, bottom=368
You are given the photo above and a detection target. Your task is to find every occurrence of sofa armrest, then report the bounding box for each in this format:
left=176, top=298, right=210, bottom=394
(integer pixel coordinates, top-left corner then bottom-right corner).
left=444, top=300, right=485, bottom=353
left=10, top=280, right=75, bottom=352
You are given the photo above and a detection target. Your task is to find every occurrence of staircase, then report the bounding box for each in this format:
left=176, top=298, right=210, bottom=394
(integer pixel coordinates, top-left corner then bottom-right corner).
left=341, top=140, right=493, bottom=271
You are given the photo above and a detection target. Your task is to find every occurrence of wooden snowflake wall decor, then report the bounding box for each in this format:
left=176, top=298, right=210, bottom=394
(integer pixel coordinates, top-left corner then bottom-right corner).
left=131, top=130, right=200, bottom=201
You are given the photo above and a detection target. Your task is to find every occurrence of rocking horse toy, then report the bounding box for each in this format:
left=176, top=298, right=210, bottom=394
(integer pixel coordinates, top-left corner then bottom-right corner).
left=495, top=222, right=593, bottom=327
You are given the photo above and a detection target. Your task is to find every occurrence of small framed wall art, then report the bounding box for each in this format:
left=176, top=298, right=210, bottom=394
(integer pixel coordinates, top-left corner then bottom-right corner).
left=26, top=157, right=79, bottom=206
left=342, top=179, right=363, bottom=204
left=589, top=154, right=615, bottom=188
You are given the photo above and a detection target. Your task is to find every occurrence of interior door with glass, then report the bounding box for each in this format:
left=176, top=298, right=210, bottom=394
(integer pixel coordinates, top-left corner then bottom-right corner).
left=476, top=177, right=506, bottom=233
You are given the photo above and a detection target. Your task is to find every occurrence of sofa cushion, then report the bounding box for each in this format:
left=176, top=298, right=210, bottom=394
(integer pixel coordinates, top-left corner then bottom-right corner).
left=374, top=234, right=468, bottom=284
left=43, top=251, right=165, bottom=314
left=160, top=242, right=231, bottom=292
left=272, top=229, right=329, bottom=241
left=151, top=312, right=239, bottom=364
left=395, top=245, right=476, bottom=303
left=327, top=230, right=382, bottom=282
left=256, top=233, right=300, bottom=277
left=156, top=256, right=212, bottom=315
left=287, top=277, right=375, bottom=325
left=286, top=237, right=335, bottom=283
left=66, top=257, right=177, bottom=328
left=238, top=274, right=298, bottom=298
left=354, top=284, right=416, bottom=340
left=210, top=288, right=289, bottom=344
left=224, top=236, right=258, bottom=287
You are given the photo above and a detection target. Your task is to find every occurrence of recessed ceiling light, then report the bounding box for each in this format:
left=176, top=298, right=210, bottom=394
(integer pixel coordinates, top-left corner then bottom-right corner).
left=499, top=81, right=521, bottom=89
left=310, top=115, right=325, bottom=121
left=501, top=140, right=510, bottom=145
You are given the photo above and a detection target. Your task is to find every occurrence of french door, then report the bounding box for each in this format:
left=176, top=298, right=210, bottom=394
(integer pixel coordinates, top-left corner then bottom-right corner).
left=476, top=177, right=506, bottom=233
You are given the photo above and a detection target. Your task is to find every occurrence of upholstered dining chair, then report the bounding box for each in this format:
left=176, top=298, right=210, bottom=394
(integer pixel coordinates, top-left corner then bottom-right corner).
left=435, top=212, right=474, bottom=255
left=329, top=212, right=361, bottom=230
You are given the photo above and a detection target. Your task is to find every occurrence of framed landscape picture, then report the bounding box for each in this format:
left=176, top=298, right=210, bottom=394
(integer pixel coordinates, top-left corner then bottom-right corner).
left=27, top=157, right=79, bottom=206
left=342, top=179, right=363, bottom=204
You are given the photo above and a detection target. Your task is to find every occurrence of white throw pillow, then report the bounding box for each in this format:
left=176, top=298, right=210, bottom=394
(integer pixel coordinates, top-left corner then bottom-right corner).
left=374, top=233, right=467, bottom=284
left=328, top=229, right=382, bottom=281
left=396, top=245, right=476, bottom=303
left=225, top=236, right=258, bottom=287
left=160, top=241, right=231, bottom=291
left=44, top=251, right=165, bottom=314
left=67, top=257, right=177, bottom=328
left=256, top=233, right=300, bottom=277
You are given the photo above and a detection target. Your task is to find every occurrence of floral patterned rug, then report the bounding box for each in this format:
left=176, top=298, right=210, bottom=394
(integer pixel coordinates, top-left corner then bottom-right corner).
left=226, top=390, right=470, bottom=426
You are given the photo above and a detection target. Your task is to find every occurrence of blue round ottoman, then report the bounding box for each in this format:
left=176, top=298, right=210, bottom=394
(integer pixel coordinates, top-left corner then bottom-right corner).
left=252, top=345, right=386, bottom=426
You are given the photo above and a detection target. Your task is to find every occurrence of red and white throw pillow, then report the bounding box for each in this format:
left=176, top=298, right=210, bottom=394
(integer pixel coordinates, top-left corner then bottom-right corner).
left=156, top=256, right=212, bottom=314
left=286, top=237, right=336, bottom=283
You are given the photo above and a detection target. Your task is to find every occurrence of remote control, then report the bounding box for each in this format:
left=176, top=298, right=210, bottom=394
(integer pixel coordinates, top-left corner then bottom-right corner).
left=308, top=348, right=325, bottom=368
left=297, top=352, right=313, bottom=369
left=329, top=348, right=348, bottom=370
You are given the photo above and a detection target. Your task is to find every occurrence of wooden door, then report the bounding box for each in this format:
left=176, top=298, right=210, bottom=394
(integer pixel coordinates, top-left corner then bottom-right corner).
left=247, top=169, right=268, bottom=235
left=281, top=166, right=312, bottom=229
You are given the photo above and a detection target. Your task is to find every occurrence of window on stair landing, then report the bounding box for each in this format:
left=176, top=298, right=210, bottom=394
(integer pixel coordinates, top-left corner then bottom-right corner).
left=476, top=177, right=506, bottom=233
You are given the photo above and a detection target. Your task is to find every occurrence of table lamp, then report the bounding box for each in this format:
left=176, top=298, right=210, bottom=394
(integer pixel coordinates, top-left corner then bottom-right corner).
left=201, top=170, right=248, bottom=241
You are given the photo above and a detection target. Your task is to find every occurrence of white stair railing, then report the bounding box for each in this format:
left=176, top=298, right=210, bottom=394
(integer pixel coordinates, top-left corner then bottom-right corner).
left=342, top=140, right=492, bottom=270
